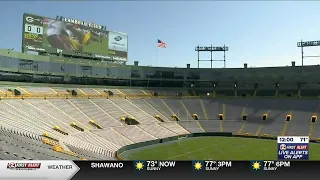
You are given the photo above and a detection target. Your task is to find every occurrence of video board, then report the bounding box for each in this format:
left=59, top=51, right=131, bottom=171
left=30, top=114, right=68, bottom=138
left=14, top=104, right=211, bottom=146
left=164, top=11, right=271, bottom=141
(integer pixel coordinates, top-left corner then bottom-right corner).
left=22, top=13, right=128, bottom=62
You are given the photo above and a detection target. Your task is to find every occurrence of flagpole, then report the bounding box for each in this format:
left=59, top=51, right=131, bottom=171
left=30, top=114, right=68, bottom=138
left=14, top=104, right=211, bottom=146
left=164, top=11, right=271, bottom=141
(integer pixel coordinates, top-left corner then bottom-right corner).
left=157, top=46, right=159, bottom=67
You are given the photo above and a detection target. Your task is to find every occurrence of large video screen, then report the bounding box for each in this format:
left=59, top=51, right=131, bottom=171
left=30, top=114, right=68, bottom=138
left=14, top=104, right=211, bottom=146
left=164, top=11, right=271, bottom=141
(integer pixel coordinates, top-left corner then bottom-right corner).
left=22, top=13, right=128, bottom=62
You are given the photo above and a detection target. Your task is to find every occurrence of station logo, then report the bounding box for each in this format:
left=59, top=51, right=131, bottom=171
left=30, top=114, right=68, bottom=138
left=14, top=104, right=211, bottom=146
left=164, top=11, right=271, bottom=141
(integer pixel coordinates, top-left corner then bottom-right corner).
left=7, top=162, right=41, bottom=170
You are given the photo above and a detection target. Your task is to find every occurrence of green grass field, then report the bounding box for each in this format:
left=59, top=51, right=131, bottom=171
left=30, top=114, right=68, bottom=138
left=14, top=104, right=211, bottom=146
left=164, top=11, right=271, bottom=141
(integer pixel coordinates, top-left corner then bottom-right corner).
left=122, top=137, right=320, bottom=160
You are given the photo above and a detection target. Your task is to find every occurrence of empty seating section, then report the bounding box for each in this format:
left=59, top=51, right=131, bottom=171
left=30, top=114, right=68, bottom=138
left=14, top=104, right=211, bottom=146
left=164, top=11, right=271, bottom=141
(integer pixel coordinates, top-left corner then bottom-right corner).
left=0, top=88, right=320, bottom=161
left=155, top=90, right=188, bottom=96
left=0, top=86, right=14, bottom=95
left=224, top=104, right=245, bottom=120
left=22, top=86, right=55, bottom=94
left=0, top=101, right=62, bottom=136
left=48, top=99, right=91, bottom=128
left=105, top=89, right=122, bottom=95
left=151, top=90, right=166, bottom=95
left=51, top=87, right=69, bottom=94
left=159, top=122, right=189, bottom=135
left=26, top=99, right=79, bottom=130
left=112, top=126, right=156, bottom=143
left=65, top=144, right=114, bottom=160
left=91, top=99, right=129, bottom=120
left=163, top=99, right=193, bottom=120
left=146, top=99, right=174, bottom=119
left=222, top=121, right=244, bottom=134
left=285, top=111, right=313, bottom=136
left=312, top=121, right=320, bottom=139
left=121, top=89, right=145, bottom=95
left=182, top=99, right=206, bottom=120
left=198, top=121, right=221, bottom=132
left=71, top=132, right=120, bottom=152
left=129, top=99, right=170, bottom=121
left=0, top=128, right=78, bottom=160
left=109, top=99, right=157, bottom=123
left=202, top=100, right=223, bottom=120
left=70, top=99, right=122, bottom=127
left=4, top=99, right=76, bottom=134
left=178, top=121, right=204, bottom=133
left=240, top=122, right=263, bottom=135
left=137, top=123, right=177, bottom=138
left=62, top=136, right=114, bottom=157
left=79, top=88, right=101, bottom=95
left=92, top=128, right=133, bottom=146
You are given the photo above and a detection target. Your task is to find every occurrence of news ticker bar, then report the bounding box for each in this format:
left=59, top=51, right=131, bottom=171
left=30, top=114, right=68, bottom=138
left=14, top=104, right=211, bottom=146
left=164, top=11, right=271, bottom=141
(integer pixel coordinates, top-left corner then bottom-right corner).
left=1, top=160, right=320, bottom=180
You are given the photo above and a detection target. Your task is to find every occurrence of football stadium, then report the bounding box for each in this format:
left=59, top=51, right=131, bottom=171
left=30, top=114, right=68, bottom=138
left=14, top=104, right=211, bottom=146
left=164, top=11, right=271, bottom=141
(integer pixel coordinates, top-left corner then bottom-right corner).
left=1, top=11, right=320, bottom=165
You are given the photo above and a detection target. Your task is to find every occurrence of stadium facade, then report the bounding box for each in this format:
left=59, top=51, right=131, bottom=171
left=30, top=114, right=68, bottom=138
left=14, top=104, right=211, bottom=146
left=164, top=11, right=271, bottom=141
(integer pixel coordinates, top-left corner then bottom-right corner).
left=1, top=49, right=320, bottom=97
left=0, top=13, right=320, bottom=163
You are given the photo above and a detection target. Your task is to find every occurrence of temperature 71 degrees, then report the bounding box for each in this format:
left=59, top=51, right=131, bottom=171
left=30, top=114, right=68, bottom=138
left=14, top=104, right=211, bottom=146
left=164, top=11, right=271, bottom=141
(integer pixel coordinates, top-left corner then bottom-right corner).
left=300, top=137, right=308, bottom=142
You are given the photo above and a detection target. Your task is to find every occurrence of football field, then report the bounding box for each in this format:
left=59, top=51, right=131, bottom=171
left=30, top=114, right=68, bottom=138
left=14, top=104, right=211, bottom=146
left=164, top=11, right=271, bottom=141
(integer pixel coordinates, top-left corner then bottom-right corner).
left=122, top=137, right=320, bottom=160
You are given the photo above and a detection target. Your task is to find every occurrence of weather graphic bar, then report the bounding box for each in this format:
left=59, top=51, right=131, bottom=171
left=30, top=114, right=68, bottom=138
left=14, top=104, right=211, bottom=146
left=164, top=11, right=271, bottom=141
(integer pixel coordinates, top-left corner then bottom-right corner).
left=277, top=136, right=309, bottom=160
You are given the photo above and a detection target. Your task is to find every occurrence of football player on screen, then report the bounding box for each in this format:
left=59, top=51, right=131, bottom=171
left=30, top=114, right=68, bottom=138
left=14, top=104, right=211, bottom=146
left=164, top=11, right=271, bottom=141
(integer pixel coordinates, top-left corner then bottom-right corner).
left=71, top=25, right=104, bottom=45
left=45, top=19, right=81, bottom=51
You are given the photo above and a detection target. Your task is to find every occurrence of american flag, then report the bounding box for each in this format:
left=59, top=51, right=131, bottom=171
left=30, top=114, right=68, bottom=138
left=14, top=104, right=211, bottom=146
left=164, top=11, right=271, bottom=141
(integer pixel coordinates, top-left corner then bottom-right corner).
left=158, top=39, right=167, bottom=48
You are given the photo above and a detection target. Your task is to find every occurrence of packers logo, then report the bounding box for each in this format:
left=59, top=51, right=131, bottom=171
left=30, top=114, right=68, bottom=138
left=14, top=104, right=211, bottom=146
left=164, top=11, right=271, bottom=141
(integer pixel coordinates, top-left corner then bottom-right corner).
left=26, top=16, right=34, bottom=23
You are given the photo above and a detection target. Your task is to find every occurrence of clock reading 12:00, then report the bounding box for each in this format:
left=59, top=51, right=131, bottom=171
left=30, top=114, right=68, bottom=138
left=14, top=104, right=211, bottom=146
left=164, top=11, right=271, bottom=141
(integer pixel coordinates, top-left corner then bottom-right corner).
left=278, top=137, right=294, bottom=143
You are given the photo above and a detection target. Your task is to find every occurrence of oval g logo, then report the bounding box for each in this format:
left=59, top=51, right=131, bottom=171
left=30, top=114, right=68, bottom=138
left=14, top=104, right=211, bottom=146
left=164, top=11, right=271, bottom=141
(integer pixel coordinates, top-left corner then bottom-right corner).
left=26, top=16, right=34, bottom=23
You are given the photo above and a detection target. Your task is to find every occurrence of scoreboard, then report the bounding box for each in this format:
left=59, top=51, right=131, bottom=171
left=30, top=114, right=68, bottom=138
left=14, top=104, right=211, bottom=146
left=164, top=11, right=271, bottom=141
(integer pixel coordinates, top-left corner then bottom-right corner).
left=22, top=13, right=128, bottom=62
left=277, top=136, right=309, bottom=160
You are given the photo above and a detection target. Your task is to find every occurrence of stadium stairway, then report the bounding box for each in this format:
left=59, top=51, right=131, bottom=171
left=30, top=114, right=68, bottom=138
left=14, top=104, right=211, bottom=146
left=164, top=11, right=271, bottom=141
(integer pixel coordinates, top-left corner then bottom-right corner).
left=128, top=99, right=170, bottom=122
left=26, top=99, right=87, bottom=133
left=5, top=99, right=78, bottom=134
left=200, top=99, right=209, bottom=120
left=116, top=89, right=125, bottom=95
left=312, top=118, right=320, bottom=139
left=90, top=99, right=130, bottom=122
left=0, top=101, right=67, bottom=137
left=23, top=86, right=56, bottom=96
left=145, top=99, right=174, bottom=120
left=47, top=99, right=91, bottom=130
left=49, top=87, right=58, bottom=95
left=179, top=99, right=208, bottom=120
left=222, top=120, right=243, bottom=134
left=17, top=86, right=30, bottom=95
left=178, top=121, right=204, bottom=133
left=61, top=135, right=115, bottom=159
left=77, top=88, right=87, bottom=96
left=80, top=88, right=101, bottom=95
left=137, top=123, right=178, bottom=139
left=162, top=99, right=192, bottom=120
left=0, top=127, right=80, bottom=160
left=285, top=110, right=313, bottom=136
left=201, top=100, right=223, bottom=120
left=70, top=99, right=122, bottom=127
left=92, top=88, right=102, bottom=95
left=91, top=128, right=133, bottom=147
left=71, top=132, right=120, bottom=152
left=198, top=120, right=221, bottom=132
left=112, top=125, right=157, bottom=143
left=121, top=89, right=145, bottom=95
left=65, top=144, right=114, bottom=160
left=109, top=99, right=157, bottom=124
left=159, top=122, right=189, bottom=135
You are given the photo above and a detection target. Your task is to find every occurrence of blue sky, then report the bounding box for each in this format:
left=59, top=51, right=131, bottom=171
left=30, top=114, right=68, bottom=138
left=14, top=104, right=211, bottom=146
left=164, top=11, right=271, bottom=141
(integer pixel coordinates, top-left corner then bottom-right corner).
left=1, top=1, right=320, bottom=68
